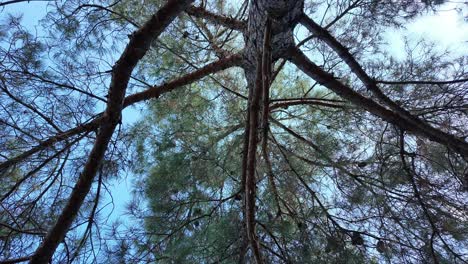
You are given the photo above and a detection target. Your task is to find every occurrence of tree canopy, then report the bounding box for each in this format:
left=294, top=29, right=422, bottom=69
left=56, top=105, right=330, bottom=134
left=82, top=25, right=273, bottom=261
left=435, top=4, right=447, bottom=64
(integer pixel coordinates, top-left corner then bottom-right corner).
left=0, top=0, right=467, bottom=263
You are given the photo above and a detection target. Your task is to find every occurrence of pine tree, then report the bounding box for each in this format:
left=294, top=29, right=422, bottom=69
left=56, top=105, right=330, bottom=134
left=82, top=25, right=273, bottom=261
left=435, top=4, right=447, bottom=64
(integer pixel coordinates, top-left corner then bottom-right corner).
left=0, top=0, right=466, bottom=263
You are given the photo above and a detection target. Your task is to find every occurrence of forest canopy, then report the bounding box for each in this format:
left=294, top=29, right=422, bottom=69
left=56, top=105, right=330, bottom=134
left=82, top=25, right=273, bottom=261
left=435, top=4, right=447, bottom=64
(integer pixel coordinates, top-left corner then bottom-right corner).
left=0, top=0, right=467, bottom=263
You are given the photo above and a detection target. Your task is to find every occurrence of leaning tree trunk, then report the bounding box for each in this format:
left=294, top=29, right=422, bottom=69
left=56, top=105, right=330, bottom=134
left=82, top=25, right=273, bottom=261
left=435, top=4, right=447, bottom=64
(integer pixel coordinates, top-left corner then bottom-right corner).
left=29, top=1, right=195, bottom=263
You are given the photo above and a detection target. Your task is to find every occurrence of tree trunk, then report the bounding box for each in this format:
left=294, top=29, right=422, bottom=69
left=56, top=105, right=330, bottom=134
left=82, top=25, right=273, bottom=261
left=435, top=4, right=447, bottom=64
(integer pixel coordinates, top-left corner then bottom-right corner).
left=240, top=1, right=304, bottom=262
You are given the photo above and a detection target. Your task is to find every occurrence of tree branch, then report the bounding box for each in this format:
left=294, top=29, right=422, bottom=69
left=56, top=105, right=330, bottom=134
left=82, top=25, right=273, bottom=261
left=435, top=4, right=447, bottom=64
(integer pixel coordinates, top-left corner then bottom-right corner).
left=287, top=47, right=468, bottom=158
left=376, top=78, right=468, bottom=85
left=29, top=1, right=194, bottom=262
left=299, top=14, right=468, bottom=158
left=123, top=53, right=242, bottom=107
left=0, top=117, right=101, bottom=173
left=0, top=54, right=242, bottom=174
left=0, top=0, right=51, bottom=7
left=186, top=6, right=247, bottom=31
left=270, top=100, right=344, bottom=110
left=0, top=256, right=31, bottom=264
left=244, top=54, right=264, bottom=264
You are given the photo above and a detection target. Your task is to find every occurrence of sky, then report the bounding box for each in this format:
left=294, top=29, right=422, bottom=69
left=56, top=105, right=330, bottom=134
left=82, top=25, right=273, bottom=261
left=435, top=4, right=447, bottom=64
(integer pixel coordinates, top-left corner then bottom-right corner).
left=409, top=3, right=467, bottom=47
left=384, top=2, right=468, bottom=59
left=1, top=0, right=467, bottom=254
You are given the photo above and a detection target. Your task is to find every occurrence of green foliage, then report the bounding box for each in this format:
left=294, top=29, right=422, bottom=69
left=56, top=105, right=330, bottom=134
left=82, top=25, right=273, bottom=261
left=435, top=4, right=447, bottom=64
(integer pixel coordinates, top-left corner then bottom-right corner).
left=1, top=0, right=466, bottom=263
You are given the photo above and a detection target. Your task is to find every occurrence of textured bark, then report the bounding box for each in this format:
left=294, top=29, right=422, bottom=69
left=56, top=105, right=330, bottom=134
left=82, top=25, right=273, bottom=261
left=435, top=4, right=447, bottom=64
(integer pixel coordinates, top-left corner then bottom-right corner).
left=243, top=0, right=303, bottom=67
left=244, top=54, right=264, bottom=264
left=270, top=100, right=344, bottom=109
left=29, top=1, right=194, bottom=262
left=186, top=5, right=247, bottom=31
left=261, top=18, right=281, bottom=216
left=239, top=106, right=250, bottom=264
left=261, top=18, right=272, bottom=147
left=240, top=1, right=304, bottom=262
